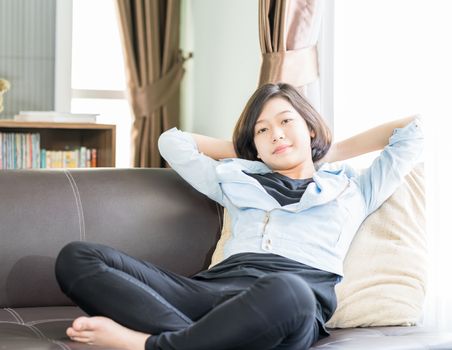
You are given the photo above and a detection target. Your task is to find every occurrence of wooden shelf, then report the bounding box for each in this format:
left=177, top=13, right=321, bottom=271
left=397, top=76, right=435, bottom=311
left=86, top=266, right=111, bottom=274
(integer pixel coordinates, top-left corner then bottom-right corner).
left=0, top=120, right=116, bottom=167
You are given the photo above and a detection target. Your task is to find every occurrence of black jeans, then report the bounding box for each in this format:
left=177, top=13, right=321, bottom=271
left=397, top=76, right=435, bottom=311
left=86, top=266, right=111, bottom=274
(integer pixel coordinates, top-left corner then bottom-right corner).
left=55, top=241, right=326, bottom=350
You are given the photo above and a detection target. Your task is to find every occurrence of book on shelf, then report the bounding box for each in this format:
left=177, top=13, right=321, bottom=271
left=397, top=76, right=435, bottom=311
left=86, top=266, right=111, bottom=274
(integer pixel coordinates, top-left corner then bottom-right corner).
left=40, top=148, right=97, bottom=168
left=14, top=111, right=98, bottom=123
left=1, top=131, right=98, bottom=169
left=0, top=131, right=41, bottom=169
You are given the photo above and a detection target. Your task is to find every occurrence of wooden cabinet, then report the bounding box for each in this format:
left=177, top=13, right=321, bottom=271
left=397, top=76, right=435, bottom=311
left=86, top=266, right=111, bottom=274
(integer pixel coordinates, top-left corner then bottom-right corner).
left=0, top=120, right=116, bottom=167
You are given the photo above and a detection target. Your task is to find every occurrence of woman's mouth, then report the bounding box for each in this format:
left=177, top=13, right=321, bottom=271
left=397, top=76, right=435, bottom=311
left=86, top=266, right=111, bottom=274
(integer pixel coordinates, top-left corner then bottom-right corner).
left=273, top=145, right=291, bottom=154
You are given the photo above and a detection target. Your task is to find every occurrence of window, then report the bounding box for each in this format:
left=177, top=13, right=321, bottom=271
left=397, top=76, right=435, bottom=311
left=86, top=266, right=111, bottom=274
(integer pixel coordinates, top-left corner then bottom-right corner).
left=334, top=0, right=432, bottom=168
left=56, top=0, right=132, bottom=167
left=333, top=0, right=452, bottom=329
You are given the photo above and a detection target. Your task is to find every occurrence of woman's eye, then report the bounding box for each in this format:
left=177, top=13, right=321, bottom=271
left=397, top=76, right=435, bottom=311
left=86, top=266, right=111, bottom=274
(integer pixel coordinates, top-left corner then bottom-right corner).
left=282, top=119, right=292, bottom=124
left=256, top=128, right=267, bottom=134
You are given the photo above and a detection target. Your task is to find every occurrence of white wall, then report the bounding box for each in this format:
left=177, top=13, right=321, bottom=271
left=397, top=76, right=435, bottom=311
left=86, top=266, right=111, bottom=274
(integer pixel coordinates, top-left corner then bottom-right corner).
left=180, top=0, right=261, bottom=140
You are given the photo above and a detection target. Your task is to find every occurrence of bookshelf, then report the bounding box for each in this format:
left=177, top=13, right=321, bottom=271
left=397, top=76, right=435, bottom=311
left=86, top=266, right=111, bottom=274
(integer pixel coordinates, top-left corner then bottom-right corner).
left=0, top=120, right=116, bottom=168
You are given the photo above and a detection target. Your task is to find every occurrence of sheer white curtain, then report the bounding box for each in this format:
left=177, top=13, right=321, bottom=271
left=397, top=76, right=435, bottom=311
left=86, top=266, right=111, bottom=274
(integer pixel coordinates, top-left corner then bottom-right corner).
left=333, top=0, right=452, bottom=330
left=424, top=130, right=452, bottom=330
left=423, top=84, right=452, bottom=330
left=394, top=2, right=452, bottom=329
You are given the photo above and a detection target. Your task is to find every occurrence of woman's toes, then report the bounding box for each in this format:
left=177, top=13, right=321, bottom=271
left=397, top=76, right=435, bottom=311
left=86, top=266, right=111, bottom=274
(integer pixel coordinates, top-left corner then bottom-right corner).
left=72, top=316, right=91, bottom=331
left=70, top=336, right=91, bottom=344
left=66, top=327, right=83, bottom=338
left=67, top=316, right=150, bottom=350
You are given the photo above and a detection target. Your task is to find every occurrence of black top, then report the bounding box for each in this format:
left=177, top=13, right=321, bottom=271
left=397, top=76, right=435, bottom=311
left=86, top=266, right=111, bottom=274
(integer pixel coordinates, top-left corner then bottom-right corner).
left=243, top=171, right=314, bottom=206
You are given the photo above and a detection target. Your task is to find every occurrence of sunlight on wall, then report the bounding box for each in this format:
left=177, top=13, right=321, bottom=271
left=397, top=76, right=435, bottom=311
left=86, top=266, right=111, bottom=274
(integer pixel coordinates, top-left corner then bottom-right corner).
left=186, top=0, right=261, bottom=140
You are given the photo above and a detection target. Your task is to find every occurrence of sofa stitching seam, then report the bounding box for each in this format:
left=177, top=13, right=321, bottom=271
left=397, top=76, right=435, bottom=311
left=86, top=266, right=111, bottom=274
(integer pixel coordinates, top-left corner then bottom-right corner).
left=64, top=170, right=86, bottom=241
left=28, top=318, right=76, bottom=325
left=5, top=309, right=45, bottom=340
left=0, top=323, right=68, bottom=347
left=5, top=308, right=23, bottom=323
left=5, top=309, right=71, bottom=347
left=3, top=308, right=20, bottom=323
left=26, top=324, right=46, bottom=339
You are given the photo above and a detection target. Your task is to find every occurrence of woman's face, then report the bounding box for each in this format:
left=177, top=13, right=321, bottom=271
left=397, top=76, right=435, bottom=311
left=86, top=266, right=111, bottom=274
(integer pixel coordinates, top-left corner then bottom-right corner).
left=253, top=97, right=315, bottom=172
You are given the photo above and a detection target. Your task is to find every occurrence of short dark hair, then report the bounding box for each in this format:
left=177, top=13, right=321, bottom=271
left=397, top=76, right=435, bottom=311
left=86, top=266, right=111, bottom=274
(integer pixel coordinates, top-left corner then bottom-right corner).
left=232, top=83, right=332, bottom=163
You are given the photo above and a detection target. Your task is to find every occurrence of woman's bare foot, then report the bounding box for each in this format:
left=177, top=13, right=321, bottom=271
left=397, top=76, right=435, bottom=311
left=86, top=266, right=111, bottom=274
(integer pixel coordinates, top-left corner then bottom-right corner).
left=66, top=316, right=151, bottom=350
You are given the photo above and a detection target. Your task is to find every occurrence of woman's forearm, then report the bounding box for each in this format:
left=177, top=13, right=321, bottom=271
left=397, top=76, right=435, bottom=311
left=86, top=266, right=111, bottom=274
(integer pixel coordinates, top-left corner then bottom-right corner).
left=322, top=116, right=417, bottom=163
left=190, top=133, right=237, bottom=160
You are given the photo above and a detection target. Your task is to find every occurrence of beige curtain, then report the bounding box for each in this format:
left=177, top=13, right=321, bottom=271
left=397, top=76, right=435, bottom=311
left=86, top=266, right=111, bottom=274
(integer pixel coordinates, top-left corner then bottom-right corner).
left=258, top=0, right=323, bottom=93
left=115, top=0, right=188, bottom=167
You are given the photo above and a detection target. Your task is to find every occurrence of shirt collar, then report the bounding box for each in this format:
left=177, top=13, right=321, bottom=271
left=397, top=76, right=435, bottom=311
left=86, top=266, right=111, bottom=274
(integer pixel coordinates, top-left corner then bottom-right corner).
left=217, top=159, right=351, bottom=211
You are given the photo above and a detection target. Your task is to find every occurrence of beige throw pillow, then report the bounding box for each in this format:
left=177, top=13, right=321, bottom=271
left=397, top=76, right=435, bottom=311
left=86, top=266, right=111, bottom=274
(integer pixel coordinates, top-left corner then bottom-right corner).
left=210, top=164, right=427, bottom=327
left=326, top=163, right=427, bottom=327
left=209, top=211, right=231, bottom=269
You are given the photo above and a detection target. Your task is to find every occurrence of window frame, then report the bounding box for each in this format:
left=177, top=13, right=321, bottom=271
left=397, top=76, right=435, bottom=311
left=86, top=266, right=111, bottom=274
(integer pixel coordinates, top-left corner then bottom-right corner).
left=54, top=0, right=127, bottom=111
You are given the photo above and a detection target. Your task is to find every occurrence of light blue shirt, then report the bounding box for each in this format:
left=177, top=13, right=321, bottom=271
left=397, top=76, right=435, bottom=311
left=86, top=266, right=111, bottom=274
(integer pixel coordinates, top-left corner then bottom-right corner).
left=158, top=118, right=423, bottom=276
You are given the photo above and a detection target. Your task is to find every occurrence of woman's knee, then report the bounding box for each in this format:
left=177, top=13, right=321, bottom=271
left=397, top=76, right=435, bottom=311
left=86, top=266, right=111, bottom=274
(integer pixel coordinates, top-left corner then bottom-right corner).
left=259, top=273, right=317, bottom=315
left=56, top=241, right=90, bottom=267
left=55, top=241, right=97, bottom=291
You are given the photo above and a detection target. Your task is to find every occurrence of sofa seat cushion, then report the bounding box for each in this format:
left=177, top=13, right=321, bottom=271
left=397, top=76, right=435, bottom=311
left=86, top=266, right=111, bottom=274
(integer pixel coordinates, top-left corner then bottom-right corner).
left=2, top=307, right=452, bottom=350
left=0, top=306, right=94, bottom=350
left=313, top=326, right=452, bottom=349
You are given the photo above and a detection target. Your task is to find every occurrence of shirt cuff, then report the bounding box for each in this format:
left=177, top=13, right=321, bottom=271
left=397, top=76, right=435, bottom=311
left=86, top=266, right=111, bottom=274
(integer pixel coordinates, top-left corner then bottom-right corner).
left=390, top=115, right=423, bottom=142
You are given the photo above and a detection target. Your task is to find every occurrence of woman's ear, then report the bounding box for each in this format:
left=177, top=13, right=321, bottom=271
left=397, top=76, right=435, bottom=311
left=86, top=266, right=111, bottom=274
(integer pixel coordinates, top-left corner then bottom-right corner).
left=310, top=130, right=316, bottom=138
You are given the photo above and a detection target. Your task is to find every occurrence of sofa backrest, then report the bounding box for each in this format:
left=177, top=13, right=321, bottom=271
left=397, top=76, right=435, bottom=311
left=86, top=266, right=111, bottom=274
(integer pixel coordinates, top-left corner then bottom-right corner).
left=0, top=168, right=223, bottom=308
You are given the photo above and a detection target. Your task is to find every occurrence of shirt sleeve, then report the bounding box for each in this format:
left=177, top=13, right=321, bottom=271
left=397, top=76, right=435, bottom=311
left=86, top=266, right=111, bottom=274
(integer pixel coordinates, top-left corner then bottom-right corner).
left=158, top=127, right=225, bottom=206
left=354, top=116, right=424, bottom=216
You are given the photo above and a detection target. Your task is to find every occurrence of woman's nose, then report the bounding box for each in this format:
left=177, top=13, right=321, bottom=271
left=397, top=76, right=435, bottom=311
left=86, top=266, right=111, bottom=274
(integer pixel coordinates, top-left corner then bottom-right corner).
left=272, top=130, right=284, bottom=142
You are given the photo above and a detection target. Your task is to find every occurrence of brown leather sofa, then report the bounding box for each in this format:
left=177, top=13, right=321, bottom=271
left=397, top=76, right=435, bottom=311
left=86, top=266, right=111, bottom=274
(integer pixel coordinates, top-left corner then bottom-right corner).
left=1, top=168, right=452, bottom=350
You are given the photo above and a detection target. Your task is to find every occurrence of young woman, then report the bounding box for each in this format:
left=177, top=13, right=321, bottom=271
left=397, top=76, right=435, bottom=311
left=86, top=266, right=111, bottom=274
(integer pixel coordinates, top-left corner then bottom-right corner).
left=55, top=83, right=423, bottom=350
